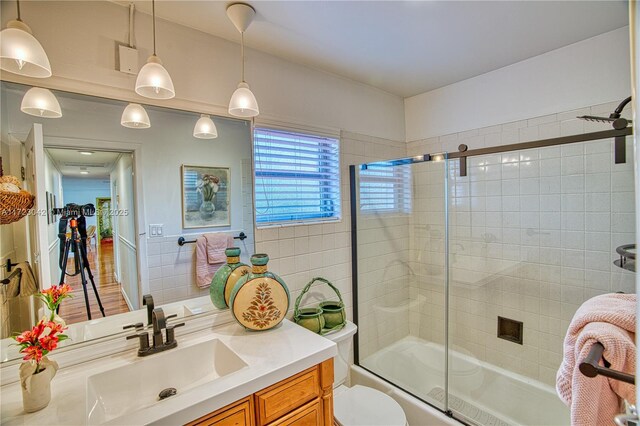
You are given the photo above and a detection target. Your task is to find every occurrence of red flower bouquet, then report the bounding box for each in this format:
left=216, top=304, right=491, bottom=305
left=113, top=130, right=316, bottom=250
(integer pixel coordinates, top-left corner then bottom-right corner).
left=13, top=320, right=68, bottom=373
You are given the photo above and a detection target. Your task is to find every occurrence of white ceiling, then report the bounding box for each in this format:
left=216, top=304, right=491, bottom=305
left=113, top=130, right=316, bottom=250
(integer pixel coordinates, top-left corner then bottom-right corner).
left=117, top=1, right=629, bottom=97
left=46, top=148, right=121, bottom=178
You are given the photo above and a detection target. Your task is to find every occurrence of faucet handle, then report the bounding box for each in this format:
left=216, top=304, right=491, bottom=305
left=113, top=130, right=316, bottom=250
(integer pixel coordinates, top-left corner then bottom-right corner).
left=165, top=322, right=185, bottom=345
left=165, top=313, right=178, bottom=322
left=123, top=322, right=144, bottom=331
left=126, top=332, right=150, bottom=352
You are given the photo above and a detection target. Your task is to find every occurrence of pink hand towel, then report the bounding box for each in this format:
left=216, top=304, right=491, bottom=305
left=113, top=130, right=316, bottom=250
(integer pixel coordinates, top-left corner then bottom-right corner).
left=204, top=233, right=233, bottom=265
left=195, top=235, right=231, bottom=289
left=556, top=293, right=636, bottom=425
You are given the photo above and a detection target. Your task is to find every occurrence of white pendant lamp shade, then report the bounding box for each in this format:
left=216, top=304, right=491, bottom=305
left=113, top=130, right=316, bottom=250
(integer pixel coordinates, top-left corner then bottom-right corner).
left=121, top=103, right=150, bottom=129
left=228, top=82, right=259, bottom=117
left=193, top=114, right=218, bottom=139
left=20, top=87, right=61, bottom=118
left=0, top=20, right=51, bottom=78
left=227, top=3, right=259, bottom=118
left=135, top=55, right=175, bottom=99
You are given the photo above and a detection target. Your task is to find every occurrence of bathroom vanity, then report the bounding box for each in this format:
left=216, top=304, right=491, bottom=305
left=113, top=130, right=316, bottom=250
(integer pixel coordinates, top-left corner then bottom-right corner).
left=0, top=319, right=336, bottom=425
left=188, top=360, right=333, bottom=426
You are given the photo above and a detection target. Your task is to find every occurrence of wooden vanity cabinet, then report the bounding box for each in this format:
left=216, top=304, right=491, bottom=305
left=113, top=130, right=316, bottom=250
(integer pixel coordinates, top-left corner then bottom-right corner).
left=187, top=359, right=334, bottom=426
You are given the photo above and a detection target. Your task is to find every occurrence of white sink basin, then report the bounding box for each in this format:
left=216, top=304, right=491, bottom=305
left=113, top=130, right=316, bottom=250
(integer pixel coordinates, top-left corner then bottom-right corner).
left=86, top=339, right=247, bottom=424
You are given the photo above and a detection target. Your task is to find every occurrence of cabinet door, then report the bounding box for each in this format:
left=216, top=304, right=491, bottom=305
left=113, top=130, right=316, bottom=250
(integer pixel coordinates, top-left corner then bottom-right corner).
left=267, top=398, right=323, bottom=426
left=254, top=366, right=320, bottom=425
left=187, top=397, right=255, bottom=426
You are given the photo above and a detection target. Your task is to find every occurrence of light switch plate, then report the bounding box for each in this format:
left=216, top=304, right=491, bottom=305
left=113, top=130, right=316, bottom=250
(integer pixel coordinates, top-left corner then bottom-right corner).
left=149, top=224, right=163, bottom=237
left=118, top=45, right=138, bottom=75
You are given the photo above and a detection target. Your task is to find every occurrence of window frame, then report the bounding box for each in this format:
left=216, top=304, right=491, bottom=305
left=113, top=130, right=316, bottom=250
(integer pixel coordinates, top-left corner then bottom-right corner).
left=253, top=126, right=342, bottom=228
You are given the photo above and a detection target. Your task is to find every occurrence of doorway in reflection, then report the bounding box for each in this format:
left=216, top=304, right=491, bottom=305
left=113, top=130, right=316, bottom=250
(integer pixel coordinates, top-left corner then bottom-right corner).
left=45, top=148, right=136, bottom=324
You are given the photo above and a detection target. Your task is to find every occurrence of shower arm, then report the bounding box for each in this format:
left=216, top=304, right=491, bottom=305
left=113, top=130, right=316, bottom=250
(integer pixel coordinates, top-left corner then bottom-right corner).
left=610, top=96, right=632, bottom=119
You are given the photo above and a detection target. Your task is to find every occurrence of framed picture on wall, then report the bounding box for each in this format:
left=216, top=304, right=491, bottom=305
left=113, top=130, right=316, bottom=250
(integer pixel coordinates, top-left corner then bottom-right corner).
left=52, top=194, right=57, bottom=222
left=181, top=165, right=230, bottom=229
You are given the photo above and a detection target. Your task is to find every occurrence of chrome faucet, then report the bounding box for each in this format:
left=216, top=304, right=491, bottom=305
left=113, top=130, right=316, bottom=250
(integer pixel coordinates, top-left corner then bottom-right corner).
left=126, top=307, right=184, bottom=357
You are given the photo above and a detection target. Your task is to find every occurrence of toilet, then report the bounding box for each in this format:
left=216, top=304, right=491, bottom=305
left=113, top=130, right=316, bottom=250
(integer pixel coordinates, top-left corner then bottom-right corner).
left=326, top=321, right=407, bottom=426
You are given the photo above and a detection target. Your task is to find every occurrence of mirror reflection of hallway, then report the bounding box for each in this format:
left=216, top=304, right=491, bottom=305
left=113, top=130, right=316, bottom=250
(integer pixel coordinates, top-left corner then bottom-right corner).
left=45, top=148, right=135, bottom=324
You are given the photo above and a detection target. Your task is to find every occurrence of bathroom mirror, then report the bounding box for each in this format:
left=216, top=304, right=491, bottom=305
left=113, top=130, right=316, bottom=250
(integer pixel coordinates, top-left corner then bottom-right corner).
left=0, top=81, right=255, bottom=362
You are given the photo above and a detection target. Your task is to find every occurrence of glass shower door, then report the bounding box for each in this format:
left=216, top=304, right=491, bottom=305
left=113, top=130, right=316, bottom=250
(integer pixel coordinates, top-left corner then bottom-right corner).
left=353, top=155, right=449, bottom=411
left=445, top=136, right=635, bottom=426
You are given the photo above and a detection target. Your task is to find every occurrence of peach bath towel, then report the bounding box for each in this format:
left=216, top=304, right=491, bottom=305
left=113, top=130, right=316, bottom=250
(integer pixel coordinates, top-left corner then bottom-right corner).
left=556, top=293, right=636, bottom=425
left=195, top=233, right=233, bottom=289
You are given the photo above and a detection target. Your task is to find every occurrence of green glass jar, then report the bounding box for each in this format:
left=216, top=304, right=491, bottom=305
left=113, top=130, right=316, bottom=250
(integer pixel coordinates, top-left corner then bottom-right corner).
left=209, top=247, right=250, bottom=309
left=229, top=254, right=290, bottom=331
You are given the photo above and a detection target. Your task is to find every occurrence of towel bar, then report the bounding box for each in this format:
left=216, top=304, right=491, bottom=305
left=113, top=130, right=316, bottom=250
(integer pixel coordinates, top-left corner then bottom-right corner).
left=579, top=342, right=635, bottom=385
left=178, top=232, right=247, bottom=246
left=1, top=268, right=21, bottom=285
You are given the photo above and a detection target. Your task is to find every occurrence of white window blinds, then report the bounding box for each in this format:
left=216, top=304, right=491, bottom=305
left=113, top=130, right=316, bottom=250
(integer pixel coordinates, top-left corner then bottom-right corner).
left=359, top=162, right=412, bottom=213
left=254, top=128, right=341, bottom=226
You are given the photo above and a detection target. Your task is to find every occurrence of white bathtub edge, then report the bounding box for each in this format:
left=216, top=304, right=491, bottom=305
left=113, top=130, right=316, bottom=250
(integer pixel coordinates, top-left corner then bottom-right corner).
left=350, top=365, right=461, bottom=426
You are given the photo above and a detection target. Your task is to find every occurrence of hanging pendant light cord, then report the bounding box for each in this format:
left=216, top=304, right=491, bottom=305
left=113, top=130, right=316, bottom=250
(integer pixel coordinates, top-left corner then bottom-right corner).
left=16, top=0, right=22, bottom=21
left=241, top=32, right=245, bottom=82
left=152, top=0, right=157, bottom=55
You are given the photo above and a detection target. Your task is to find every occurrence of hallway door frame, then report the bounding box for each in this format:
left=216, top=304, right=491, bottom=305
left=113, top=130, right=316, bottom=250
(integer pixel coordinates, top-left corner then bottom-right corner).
left=42, top=139, right=147, bottom=309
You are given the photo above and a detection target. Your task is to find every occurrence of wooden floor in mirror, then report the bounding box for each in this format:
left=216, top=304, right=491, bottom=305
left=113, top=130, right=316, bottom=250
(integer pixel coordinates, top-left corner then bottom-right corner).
left=60, top=240, right=130, bottom=324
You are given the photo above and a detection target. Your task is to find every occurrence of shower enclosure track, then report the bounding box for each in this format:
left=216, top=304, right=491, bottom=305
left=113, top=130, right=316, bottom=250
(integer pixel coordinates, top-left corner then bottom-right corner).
left=451, top=127, right=632, bottom=176
left=349, top=125, right=634, bottom=425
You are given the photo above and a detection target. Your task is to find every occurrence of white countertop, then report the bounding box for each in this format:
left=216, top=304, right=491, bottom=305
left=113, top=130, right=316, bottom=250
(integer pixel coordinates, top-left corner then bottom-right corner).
left=0, top=319, right=337, bottom=425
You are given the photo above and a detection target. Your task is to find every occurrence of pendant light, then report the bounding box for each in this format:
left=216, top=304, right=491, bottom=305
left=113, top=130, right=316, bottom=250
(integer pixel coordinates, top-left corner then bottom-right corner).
left=193, top=114, right=218, bottom=139
left=21, top=87, right=61, bottom=118
left=227, top=3, right=259, bottom=118
left=135, top=0, right=175, bottom=99
left=121, top=103, right=150, bottom=129
left=0, top=0, right=52, bottom=78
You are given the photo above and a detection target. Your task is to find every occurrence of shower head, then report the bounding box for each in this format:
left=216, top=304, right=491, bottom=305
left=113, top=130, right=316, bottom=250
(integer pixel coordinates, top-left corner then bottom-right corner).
left=576, top=96, right=632, bottom=130
left=576, top=96, right=632, bottom=165
left=577, top=115, right=617, bottom=124
left=577, top=115, right=630, bottom=130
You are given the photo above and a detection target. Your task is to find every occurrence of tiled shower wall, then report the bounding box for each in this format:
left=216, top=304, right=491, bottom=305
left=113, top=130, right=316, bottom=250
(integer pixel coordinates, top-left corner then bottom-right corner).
left=407, top=101, right=635, bottom=386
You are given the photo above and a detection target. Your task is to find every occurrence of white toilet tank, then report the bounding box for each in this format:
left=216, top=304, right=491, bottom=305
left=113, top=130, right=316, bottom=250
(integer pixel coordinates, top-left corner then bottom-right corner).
left=325, top=321, right=357, bottom=388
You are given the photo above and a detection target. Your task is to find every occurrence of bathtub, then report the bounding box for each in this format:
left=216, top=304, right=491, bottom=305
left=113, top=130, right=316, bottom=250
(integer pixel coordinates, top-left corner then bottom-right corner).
left=357, top=336, right=570, bottom=426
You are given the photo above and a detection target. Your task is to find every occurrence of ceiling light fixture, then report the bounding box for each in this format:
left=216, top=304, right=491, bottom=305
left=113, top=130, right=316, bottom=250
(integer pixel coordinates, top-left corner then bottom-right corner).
left=227, top=3, right=259, bottom=118
left=80, top=171, right=89, bottom=175
left=0, top=0, right=52, bottom=78
left=135, top=0, right=175, bottom=99
left=121, top=103, right=151, bottom=129
left=20, top=87, right=62, bottom=118
left=193, top=114, right=218, bottom=139
left=79, top=151, right=94, bottom=156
